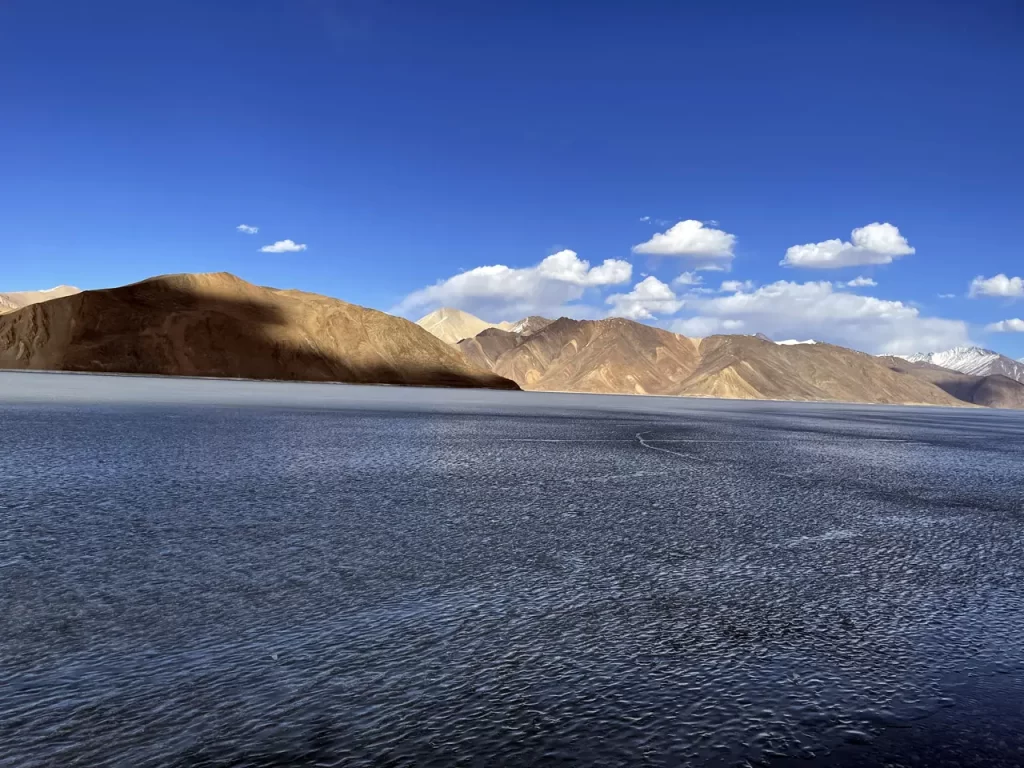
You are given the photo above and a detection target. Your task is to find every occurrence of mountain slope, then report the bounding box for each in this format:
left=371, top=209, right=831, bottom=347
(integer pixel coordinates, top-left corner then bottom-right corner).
left=882, top=357, right=1024, bottom=409
left=680, top=336, right=964, bottom=405
left=0, top=285, right=80, bottom=314
left=484, top=317, right=699, bottom=395
left=900, top=346, right=1024, bottom=383
left=0, top=273, right=518, bottom=390
left=460, top=317, right=966, bottom=406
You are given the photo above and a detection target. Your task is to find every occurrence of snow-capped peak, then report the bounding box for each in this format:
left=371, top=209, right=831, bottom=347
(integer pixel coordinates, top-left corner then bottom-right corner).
left=897, top=346, right=1024, bottom=383
left=776, top=339, right=818, bottom=346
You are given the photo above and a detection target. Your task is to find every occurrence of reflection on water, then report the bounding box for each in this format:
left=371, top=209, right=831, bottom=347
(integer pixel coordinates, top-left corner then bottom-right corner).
left=1, top=373, right=1023, bottom=767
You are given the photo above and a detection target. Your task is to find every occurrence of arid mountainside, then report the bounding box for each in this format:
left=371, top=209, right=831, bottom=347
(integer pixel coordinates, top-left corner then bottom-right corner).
left=467, top=317, right=703, bottom=395
left=882, top=357, right=1024, bottom=409
left=0, top=285, right=80, bottom=314
left=683, top=335, right=964, bottom=406
left=0, top=273, right=518, bottom=389
left=458, top=316, right=970, bottom=406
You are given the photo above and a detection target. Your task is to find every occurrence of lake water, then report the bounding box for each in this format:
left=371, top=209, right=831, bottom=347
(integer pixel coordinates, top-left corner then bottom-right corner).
left=2, top=371, right=1023, bottom=767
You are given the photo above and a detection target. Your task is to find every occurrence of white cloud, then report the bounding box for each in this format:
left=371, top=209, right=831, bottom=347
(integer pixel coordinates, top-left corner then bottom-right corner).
left=845, top=276, right=877, bottom=287
left=395, top=249, right=632, bottom=318
left=639, top=215, right=651, bottom=222
left=781, top=223, right=915, bottom=269
left=236, top=224, right=259, bottom=234
left=720, top=279, right=754, bottom=293
left=938, top=293, right=957, bottom=299
left=632, top=219, right=736, bottom=270
left=986, top=318, right=1024, bottom=333
left=673, top=271, right=703, bottom=286
left=669, top=280, right=969, bottom=354
left=969, top=274, right=1024, bottom=298
left=260, top=239, right=307, bottom=253
left=606, top=277, right=684, bottom=320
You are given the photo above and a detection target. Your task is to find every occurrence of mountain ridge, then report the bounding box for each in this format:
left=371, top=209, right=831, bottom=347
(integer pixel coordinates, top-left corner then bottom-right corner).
left=0, top=273, right=518, bottom=390
left=897, top=346, right=1024, bottom=383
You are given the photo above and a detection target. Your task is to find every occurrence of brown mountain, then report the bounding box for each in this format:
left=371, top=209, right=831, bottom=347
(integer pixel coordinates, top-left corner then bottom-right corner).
left=882, top=357, right=1024, bottom=409
left=0, top=272, right=518, bottom=390
left=482, top=317, right=702, bottom=394
left=0, top=285, right=80, bottom=314
left=459, top=316, right=967, bottom=406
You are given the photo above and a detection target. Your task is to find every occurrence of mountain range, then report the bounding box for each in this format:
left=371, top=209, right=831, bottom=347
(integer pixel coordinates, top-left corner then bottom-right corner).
left=415, top=307, right=553, bottom=344
left=896, top=346, right=1024, bottom=384
left=2, top=275, right=1023, bottom=409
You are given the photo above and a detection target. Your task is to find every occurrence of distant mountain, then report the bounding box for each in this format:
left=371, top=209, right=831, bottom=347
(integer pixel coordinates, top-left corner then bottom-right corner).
left=0, top=285, right=80, bottom=314
left=459, top=317, right=966, bottom=406
left=898, top=346, right=1024, bottom=383
left=464, top=317, right=703, bottom=395
left=416, top=307, right=498, bottom=344
left=416, top=307, right=553, bottom=344
left=0, top=273, right=518, bottom=390
left=505, top=315, right=553, bottom=335
left=882, top=357, right=1024, bottom=409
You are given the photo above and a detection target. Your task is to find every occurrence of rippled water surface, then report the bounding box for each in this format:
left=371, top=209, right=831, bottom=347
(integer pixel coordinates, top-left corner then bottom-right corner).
left=2, top=372, right=1024, bottom=767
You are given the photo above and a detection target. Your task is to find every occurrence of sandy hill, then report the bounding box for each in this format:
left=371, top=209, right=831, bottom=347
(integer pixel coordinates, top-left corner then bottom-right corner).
left=0, top=285, right=80, bottom=314
left=458, top=316, right=969, bottom=406
left=0, top=273, right=518, bottom=390
left=416, top=307, right=499, bottom=344
left=882, top=357, right=1024, bottom=409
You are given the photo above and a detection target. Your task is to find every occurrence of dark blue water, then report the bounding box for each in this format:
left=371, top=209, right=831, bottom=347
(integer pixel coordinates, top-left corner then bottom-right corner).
left=2, top=372, right=1023, bottom=767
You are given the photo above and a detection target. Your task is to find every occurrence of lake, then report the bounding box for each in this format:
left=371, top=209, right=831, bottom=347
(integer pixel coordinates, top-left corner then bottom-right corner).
left=2, top=371, right=1023, bottom=767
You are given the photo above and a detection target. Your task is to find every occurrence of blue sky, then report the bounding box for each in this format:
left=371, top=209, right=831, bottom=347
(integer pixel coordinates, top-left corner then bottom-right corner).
left=2, top=0, right=1022, bottom=355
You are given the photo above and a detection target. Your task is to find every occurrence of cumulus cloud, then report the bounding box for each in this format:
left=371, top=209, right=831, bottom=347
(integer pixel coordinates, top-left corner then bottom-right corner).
left=781, top=223, right=914, bottom=269
left=720, top=279, right=754, bottom=293
left=845, top=276, right=877, bottom=288
left=632, top=219, right=736, bottom=270
left=986, top=318, right=1024, bottom=333
left=673, top=271, right=703, bottom=286
left=260, top=239, right=307, bottom=253
left=237, top=224, right=259, bottom=234
left=395, top=250, right=632, bottom=318
left=606, top=277, right=684, bottom=320
left=668, top=280, right=969, bottom=354
left=969, top=274, right=1024, bottom=298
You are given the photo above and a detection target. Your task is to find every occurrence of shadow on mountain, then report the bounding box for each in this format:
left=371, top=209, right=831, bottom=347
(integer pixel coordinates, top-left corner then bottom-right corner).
left=0, top=273, right=519, bottom=391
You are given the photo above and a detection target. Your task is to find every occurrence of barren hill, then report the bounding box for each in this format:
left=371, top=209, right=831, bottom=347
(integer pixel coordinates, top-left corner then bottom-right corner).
left=0, top=285, right=80, bottom=314
left=485, top=317, right=702, bottom=394
left=459, top=316, right=968, bottom=406
left=882, top=357, right=1024, bottom=409
left=0, top=273, right=518, bottom=390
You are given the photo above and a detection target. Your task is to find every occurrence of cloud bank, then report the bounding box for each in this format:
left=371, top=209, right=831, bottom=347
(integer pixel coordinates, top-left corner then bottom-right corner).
left=632, top=220, right=736, bottom=270
left=670, top=280, right=969, bottom=355
left=396, top=250, right=632, bottom=318
left=781, top=223, right=914, bottom=268
left=969, top=274, right=1024, bottom=298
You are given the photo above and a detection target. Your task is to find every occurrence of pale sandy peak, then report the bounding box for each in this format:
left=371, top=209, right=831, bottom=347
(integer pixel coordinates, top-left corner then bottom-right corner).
left=416, top=307, right=502, bottom=344
left=0, top=285, right=81, bottom=313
